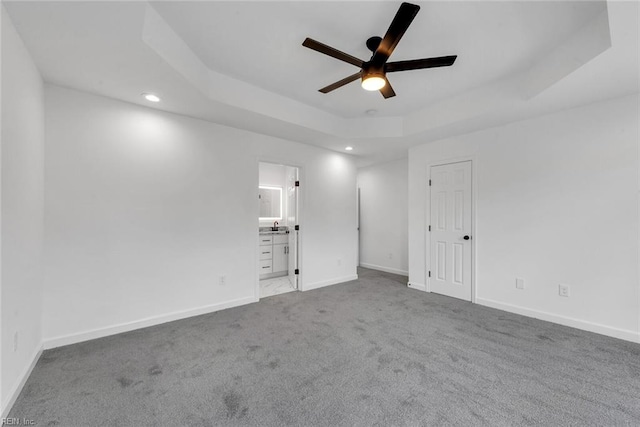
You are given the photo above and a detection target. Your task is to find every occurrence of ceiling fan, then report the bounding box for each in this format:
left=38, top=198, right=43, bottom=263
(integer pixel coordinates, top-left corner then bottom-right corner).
left=302, top=2, right=457, bottom=99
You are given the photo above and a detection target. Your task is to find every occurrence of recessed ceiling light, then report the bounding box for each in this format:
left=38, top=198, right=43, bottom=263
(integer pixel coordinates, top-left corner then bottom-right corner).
left=365, top=109, right=378, bottom=116
left=142, top=93, right=161, bottom=103
left=345, top=146, right=353, bottom=151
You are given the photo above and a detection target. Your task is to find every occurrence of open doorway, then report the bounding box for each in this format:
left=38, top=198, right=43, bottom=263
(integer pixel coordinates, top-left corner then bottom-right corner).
left=258, top=162, right=300, bottom=298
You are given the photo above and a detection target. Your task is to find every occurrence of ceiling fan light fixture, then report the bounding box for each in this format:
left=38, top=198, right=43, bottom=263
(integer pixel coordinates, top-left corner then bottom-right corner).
left=303, top=3, right=456, bottom=99
left=361, top=74, right=386, bottom=91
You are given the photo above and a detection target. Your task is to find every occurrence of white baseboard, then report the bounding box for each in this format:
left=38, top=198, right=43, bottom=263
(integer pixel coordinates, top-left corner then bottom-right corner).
left=408, top=282, right=427, bottom=292
left=477, top=297, right=640, bottom=344
left=359, top=263, right=408, bottom=276
left=1, top=345, right=43, bottom=418
left=43, top=296, right=258, bottom=349
left=303, top=275, right=358, bottom=292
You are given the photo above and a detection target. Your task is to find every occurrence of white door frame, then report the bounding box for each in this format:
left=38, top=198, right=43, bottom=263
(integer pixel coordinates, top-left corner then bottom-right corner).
left=425, top=156, right=477, bottom=303
left=256, top=159, right=305, bottom=300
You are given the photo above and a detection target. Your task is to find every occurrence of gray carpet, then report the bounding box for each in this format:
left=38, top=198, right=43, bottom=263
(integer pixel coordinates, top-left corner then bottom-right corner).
left=9, top=268, right=640, bottom=426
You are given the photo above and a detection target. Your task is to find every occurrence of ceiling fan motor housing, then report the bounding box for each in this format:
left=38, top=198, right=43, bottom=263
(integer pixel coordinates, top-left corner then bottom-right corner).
left=362, top=62, right=385, bottom=78
left=361, top=62, right=386, bottom=89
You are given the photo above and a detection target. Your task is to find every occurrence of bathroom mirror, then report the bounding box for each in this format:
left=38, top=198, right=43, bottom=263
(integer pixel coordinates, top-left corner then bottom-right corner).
left=259, top=186, right=282, bottom=220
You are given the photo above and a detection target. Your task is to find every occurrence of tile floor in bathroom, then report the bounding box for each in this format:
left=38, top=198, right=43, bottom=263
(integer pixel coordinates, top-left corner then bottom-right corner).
left=260, top=275, right=296, bottom=298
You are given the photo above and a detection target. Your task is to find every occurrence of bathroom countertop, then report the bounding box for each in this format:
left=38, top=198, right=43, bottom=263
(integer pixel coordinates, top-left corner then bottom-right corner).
left=259, top=227, right=289, bottom=235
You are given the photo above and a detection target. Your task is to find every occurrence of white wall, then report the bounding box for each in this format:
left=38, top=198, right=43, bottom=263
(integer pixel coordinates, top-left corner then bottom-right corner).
left=409, top=94, right=640, bottom=342
left=259, top=162, right=286, bottom=188
left=43, top=85, right=358, bottom=347
left=1, top=7, right=45, bottom=415
left=357, top=158, right=409, bottom=276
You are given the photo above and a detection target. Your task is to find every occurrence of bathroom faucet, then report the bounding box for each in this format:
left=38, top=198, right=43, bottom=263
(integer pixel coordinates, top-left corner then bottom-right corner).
left=273, top=221, right=279, bottom=230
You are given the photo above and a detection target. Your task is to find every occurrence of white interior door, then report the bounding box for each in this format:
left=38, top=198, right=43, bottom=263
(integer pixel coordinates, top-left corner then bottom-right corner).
left=357, top=188, right=361, bottom=266
left=286, top=167, right=299, bottom=289
left=429, top=161, right=472, bottom=301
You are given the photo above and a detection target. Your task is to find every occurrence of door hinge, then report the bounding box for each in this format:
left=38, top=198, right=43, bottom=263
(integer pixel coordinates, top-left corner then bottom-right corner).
left=295, top=269, right=299, bottom=275
left=294, top=225, right=299, bottom=231
left=295, top=181, right=300, bottom=187
left=428, top=225, right=431, bottom=232
left=429, top=179, right=432, bottom=186
left=428, top=271, right=431, bottom=277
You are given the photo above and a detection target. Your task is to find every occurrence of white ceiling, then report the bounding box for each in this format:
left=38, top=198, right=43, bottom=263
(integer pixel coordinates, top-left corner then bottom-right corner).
left=150, top=1, right=604, bottom=118
left=4, top=1, right=638, bottom=166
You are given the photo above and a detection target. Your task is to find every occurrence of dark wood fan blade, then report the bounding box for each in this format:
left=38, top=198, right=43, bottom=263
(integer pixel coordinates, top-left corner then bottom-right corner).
left=379, top=77, right=396, bottom=98
left=371, top=2, right=420, bottom=66
left=303, top=38, right=364, bottom=68
left=386, top=55, right=457, bottom=72
left=319, top=72, right=362, bottom=93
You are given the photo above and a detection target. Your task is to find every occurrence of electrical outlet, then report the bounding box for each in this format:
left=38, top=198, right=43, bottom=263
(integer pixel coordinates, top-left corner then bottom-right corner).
left=219, top=275, right=226, bottom=286
left=388, top=253, right=393, bottom=260
left=558, top=284, right=570, bottom=297
left=516, top=278, right=525, bottom=290
left=337, top=259, right=342, bottom=266
left=13, top=332, right=18, bottom=352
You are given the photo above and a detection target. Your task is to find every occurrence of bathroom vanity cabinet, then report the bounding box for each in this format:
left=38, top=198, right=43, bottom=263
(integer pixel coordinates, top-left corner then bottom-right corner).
left=272, top=242, right=288, bottom=273
left=259, top=233, right=288, bottom=279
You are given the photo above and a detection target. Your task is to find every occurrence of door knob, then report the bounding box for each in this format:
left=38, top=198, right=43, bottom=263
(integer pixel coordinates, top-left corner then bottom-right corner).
left=463, top=235, right=470, bottom=240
